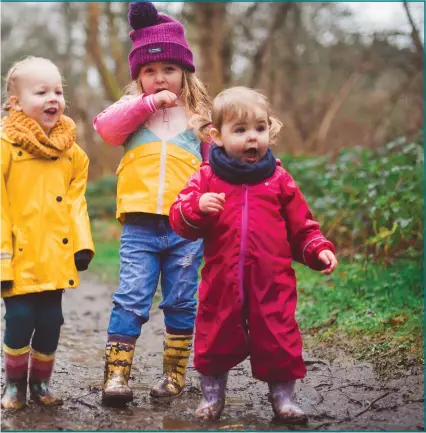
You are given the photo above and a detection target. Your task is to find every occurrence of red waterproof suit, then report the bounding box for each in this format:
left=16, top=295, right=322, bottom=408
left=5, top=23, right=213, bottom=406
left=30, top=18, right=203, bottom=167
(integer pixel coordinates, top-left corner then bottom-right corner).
left=169, top=161, right=335, bottom=383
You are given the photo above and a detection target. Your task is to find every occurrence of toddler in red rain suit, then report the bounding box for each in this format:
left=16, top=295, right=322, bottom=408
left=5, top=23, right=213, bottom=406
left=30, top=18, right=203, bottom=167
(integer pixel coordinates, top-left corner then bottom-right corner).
left=170, top=87, right=338, bottom=425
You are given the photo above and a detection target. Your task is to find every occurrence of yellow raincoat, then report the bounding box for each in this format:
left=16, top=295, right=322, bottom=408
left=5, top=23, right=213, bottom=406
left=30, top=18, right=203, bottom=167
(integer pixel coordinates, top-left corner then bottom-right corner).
left=1, top=129, right=94, bottom=298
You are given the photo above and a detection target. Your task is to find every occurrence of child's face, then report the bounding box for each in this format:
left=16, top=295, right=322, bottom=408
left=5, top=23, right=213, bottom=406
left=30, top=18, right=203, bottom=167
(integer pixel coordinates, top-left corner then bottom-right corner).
left=210, top=107, right=270, bottom=164
left=9, top=62, right=65, bottom=134
left=139, top=62, right=183, bottom=97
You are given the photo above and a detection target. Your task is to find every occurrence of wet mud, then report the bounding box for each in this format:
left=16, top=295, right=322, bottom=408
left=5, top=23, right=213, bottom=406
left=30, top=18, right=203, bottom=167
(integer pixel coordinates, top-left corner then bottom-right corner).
left=1, top=275, right=424, bottom=431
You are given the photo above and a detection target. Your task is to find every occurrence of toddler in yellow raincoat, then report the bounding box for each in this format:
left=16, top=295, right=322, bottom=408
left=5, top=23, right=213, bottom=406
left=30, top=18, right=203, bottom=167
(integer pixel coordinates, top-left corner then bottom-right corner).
left=1, top=56, right=95, bottom=409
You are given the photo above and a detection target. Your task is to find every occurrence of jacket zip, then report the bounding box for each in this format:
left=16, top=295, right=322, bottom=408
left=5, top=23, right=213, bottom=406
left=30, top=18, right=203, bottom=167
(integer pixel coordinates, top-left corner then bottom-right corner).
left=156, top=138, right=167, bottom=214
left=238, top=185, right=248, bottom=304
left=156, top=108, right=169, bottom=214
left=238, top=184, right=249, bottom=342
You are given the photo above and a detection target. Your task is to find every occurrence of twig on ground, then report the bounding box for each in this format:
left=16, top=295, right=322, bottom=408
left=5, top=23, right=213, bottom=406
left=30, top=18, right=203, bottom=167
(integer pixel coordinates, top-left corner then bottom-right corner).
left=327, top=383, right=398, bottom=392
left=71, top=398, right=98, bottom=409
left=353, top=392, right=391, bottom=418
left=313, top=391, right=392, bottom=429
left=305, top=359, right=330, bottom=367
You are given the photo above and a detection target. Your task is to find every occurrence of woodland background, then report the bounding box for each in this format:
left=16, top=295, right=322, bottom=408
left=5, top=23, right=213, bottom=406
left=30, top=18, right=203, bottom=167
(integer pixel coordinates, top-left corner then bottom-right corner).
left=1, top=2, right=423, bottom=177
left=1, top=2, right=424, bottom=362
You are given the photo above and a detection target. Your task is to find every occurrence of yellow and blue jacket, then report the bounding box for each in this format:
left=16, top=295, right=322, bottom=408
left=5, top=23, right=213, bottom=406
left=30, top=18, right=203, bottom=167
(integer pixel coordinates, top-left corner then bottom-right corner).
left=116, top=125, right=202, bottom=222
left=93, top=95, right=206, bottom=224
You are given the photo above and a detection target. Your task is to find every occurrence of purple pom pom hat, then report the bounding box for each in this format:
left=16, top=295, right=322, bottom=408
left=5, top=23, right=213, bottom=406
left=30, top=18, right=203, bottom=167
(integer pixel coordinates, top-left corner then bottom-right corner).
left=128, top=2, right=195, bottom=80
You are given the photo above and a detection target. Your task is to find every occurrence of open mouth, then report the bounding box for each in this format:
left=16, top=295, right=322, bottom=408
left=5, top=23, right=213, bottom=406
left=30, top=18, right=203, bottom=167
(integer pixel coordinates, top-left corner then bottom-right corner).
left=44, top=108, right=58, bottom=115
left=244, top=148, right=258, bottom=163
left=155, top=88, right=167, bottom=93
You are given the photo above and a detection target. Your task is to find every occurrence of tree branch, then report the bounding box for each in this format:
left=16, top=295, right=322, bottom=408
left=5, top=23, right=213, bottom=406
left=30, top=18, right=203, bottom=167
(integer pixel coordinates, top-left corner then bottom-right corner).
left=306, top=62, right=370, bottom=152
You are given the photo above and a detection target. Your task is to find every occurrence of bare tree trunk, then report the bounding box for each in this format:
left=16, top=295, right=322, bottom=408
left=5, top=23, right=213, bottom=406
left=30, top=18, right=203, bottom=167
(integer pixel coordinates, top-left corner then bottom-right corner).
left=59, top=3, right=74, bottom=79
left=250, top=3, right=293, bottom=88
left=364, top=71, right=422, bottom=147
left=402, top=1, right=424, bottom=68
left=221, top=24, right=233, bottom=87
left=105, top=2, right=128, bottom=89
left=277, top=4, right=305, bottom=142
left=86, top=2, right=122, bottom=101
left=75, top=52, right=117, bottom=179
left=190, top=3, right=229, bottom=96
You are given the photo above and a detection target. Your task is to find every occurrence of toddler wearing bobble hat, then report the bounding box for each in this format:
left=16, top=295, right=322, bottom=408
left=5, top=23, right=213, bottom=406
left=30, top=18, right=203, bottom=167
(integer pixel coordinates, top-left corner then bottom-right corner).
left=93, top=2, right=212, bottom=406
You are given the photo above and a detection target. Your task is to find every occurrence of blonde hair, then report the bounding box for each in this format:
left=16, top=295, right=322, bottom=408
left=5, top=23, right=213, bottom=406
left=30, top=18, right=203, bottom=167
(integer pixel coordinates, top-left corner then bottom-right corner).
left=124, top=68, right=211, bottom=119
left=192, top=86, right=283, bottom=145
left=2, top=56, right=61, bottom=112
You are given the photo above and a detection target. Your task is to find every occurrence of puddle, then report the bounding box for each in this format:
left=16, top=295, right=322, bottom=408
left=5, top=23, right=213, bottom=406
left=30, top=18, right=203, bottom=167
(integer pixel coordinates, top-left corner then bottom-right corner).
left=1, top=276, right=424, bottom=431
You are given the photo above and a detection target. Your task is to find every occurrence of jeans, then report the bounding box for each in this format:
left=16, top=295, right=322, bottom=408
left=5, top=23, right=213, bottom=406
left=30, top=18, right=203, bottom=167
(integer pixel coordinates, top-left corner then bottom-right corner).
left=3, top=290, right=64, bottom=354
left=107, top=216, right=203, bottom=338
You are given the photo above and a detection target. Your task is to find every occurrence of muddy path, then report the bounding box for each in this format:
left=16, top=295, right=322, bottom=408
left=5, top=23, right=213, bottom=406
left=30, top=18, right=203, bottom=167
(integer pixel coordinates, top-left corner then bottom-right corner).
left=1, top=275, right=424, bottom=431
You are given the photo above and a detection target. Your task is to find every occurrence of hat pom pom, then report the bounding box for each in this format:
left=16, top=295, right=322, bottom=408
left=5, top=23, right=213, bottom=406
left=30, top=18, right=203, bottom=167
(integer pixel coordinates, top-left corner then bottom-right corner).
left=128, top=2, right=159, bottom=30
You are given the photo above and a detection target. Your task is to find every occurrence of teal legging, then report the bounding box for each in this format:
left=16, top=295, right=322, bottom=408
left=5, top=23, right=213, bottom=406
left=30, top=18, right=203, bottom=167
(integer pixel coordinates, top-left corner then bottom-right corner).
left=3, top=290, right=64, bottom=353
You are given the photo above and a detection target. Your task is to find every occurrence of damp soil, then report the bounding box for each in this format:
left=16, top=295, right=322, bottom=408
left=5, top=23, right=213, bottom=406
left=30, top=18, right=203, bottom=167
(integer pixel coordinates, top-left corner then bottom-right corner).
left=1, top=275, right=424, bottom=431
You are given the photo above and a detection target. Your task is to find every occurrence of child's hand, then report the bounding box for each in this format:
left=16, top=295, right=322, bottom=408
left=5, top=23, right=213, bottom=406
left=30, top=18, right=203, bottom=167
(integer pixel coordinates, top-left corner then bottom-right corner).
left=1, top=280, right=13, bottom=290
left=199, top=193, right=225, bottom=214
left=318, top=250, right=338, bottom=275
left=153, top=90, right=178, bottom=109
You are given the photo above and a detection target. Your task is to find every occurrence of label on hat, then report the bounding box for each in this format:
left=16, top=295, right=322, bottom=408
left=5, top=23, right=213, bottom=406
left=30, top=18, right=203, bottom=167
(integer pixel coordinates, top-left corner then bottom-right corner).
left=148, top=48, right=163, bottom=54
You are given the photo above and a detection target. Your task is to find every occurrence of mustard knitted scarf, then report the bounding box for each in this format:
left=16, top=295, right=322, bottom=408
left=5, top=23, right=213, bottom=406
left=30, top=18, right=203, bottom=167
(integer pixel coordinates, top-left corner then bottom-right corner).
left=2, top=109, right=76, bottom=159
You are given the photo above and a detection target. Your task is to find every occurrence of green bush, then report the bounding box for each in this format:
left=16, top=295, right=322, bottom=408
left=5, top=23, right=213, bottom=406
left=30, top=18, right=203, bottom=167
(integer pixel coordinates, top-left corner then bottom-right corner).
left=86, top=175, right=117, bottom=220
left=280, top=137, right=424, bottom=261
left=87, top=137, right=423, bottom=261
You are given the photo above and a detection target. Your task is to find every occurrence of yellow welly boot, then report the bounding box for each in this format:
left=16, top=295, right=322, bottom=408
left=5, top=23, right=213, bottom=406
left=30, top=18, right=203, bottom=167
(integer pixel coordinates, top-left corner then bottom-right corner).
left=150, top=333, right=192, bottom=399
left=102, top=340, right=135, bottom=406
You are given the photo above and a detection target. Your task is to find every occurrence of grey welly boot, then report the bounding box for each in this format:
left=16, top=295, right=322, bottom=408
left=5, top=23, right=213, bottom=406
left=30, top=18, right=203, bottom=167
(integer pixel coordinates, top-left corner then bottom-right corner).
left=194, top=373, right=228, bottom=420
left=268, top=381, right=308, bottom=425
